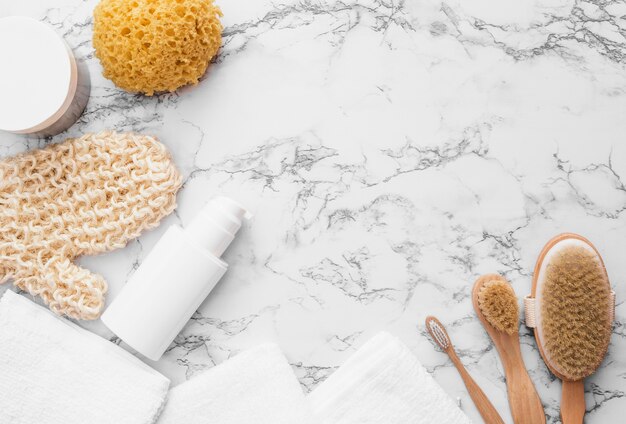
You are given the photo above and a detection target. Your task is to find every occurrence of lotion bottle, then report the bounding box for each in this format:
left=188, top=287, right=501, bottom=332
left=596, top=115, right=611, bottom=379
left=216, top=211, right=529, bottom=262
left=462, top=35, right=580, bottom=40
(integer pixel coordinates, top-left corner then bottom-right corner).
left=101, top=196, right=251, bottom=361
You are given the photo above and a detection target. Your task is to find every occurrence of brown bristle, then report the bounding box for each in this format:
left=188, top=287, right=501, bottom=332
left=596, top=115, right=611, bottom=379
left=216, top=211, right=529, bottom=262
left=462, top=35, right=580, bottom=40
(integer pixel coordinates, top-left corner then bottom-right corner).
left=478, top=278, right=519, bottom=335
left=541, top=245, right=612, bottom=381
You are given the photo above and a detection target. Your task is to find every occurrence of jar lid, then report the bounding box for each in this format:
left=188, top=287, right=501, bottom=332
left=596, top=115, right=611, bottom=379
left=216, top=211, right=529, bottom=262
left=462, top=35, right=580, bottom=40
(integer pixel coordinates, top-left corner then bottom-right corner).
left=0, top=16, right=77, bottom=134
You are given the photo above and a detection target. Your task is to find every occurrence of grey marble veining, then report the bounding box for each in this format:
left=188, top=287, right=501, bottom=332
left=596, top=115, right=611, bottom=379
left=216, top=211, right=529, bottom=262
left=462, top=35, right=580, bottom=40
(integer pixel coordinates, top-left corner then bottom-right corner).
left=2, top=0, right=626, bottom=422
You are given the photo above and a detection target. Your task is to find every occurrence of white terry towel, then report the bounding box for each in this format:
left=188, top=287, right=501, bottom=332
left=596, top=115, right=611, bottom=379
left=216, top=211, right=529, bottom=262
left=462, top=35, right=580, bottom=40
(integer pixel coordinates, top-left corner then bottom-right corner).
left=0, top=290, right=170, bottom=424
left=157, top=343, right=313, bottom=424
left=308, top=331, right=472, bottom=424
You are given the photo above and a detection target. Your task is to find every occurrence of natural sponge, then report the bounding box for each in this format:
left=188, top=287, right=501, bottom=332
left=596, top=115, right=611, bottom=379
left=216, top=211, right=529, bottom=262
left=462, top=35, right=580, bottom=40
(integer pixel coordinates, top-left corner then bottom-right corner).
left=0, top=132, right=182, bottom=320
left=93, top=0, right=223, bottom=95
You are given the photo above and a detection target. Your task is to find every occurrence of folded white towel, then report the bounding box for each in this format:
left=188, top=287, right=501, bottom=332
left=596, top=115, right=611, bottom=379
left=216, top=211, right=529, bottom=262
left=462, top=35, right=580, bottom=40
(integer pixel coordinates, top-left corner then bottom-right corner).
left=0, top=290, right=170, bottom=424
left=308, top=332, right=472, bottom=424
left=157, top=343, right=313, bottom=424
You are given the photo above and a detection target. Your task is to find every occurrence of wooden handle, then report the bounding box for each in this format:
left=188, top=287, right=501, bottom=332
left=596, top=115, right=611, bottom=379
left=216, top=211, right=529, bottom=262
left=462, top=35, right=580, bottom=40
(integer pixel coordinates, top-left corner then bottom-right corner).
left=498, top=336, right=546, bottom=424
left=450, top=352, right=505, bottom=424
left=561, top=380, right=585, bottom=424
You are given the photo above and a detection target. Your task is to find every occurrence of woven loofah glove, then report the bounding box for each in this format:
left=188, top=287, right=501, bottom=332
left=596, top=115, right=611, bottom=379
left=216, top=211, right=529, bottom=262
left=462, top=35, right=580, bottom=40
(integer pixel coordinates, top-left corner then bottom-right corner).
left=0, top=132, right=182, bottom=320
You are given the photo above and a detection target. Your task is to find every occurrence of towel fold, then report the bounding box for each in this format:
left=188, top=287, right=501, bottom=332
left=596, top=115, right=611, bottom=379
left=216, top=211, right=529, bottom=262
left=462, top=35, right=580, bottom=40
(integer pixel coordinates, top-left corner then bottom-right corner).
left=0, top=290, right=170, bottom=424
left=308, top=331, right=472, bottom=424
left=0, top=289, right=472, bottom=424
left=157, top=343, right=312, bottom=424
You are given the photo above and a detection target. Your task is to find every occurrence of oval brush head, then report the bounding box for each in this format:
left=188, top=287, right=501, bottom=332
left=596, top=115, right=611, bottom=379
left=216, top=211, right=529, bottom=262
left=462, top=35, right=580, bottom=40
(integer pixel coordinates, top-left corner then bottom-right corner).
left=535, top=236, right=613, bottom=381
left=477, top=278, right=519, bottom=335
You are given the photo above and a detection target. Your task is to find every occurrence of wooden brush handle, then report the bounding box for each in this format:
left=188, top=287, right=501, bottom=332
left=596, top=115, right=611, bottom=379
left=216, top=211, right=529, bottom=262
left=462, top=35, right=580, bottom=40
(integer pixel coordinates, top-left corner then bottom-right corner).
left=498, top=336, right=545, bottom=424
left=561, top=380, right=585, bottom=424
left=449, top=352, right=505, bottom=424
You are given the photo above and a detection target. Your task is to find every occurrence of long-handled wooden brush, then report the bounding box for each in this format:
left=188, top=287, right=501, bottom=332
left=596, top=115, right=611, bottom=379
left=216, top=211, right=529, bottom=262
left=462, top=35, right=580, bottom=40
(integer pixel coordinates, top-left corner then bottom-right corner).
left=473, top=274, right=546, bottom=424
left=425, top=315, right=505, bottom=424
left=525, top=233, right=615, bottom=423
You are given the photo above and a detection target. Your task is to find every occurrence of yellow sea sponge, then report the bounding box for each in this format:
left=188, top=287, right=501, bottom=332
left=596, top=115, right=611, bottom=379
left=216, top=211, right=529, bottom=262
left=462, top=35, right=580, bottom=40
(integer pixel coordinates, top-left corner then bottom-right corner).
left=93, top=0, right=223, bottom=95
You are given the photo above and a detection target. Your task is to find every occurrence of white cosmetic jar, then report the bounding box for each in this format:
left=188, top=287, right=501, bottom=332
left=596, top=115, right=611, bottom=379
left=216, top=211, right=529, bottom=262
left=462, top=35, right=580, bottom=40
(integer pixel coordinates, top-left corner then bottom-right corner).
left=0, top=16, right=90, bottom=137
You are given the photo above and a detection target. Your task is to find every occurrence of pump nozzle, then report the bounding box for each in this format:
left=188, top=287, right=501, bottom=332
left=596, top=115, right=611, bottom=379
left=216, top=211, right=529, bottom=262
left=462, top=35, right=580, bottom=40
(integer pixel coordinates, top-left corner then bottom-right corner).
left=186, top=196, right=251, bottom=256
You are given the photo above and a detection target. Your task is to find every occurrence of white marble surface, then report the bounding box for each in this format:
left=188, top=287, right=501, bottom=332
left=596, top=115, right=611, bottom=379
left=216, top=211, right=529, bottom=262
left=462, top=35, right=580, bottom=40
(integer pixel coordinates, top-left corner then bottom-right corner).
left=1, top=0, right=626, bottom=422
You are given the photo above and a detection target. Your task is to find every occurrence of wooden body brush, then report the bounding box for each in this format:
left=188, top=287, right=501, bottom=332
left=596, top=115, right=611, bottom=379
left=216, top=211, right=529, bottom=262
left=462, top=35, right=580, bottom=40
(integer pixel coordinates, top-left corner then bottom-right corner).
left=525, top=233, right=615, bottom=423
left=472, top=274, right=546, bottom=424
left=425, top=316, right=505, bottom=424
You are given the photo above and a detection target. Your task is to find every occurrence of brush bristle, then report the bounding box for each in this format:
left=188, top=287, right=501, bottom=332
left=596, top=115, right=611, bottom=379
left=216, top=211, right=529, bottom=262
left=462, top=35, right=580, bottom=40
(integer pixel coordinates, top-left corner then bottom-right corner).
left=478, top=278, right=519, bottom=335
left=428, top=319, right=450, bottom=349
left=541, top=245, right=612, bottom=381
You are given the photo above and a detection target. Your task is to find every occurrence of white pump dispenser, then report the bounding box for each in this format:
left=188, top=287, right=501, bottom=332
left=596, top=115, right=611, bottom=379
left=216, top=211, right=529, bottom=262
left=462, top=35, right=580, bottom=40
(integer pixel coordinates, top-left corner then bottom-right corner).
left=101, top=196, right=251, bottom=361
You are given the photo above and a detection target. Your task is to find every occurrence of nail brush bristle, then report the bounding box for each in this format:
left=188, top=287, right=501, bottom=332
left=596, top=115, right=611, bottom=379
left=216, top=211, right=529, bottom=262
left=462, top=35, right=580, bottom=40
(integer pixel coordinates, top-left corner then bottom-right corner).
left=477, top=279, right=519, bottom=335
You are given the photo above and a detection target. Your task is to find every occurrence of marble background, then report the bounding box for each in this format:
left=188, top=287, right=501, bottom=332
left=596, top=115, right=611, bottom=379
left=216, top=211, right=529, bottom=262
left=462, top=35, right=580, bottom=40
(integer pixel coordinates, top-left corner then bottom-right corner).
left=2, top=0, right=626, bottom=422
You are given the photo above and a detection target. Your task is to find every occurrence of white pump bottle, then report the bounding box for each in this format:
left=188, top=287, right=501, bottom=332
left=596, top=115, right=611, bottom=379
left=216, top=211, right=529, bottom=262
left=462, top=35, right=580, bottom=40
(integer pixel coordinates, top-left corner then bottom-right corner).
left=101, top=196, right=251, bottom=361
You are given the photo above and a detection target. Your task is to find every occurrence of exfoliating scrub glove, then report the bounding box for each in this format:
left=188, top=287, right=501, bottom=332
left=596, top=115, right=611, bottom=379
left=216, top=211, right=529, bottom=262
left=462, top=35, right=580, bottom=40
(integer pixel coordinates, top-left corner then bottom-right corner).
left=0, top=132, right=182, bottom=320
